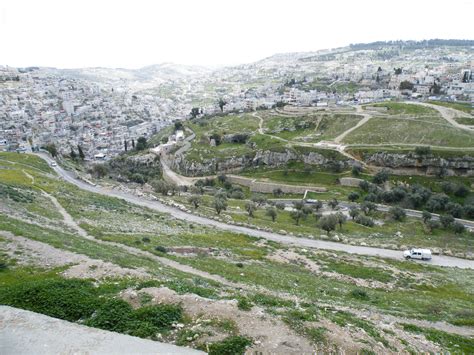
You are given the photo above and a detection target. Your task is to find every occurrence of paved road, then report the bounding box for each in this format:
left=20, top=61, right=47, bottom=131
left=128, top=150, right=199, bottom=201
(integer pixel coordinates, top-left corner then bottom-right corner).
left=36, top=153, right=474, bottom=269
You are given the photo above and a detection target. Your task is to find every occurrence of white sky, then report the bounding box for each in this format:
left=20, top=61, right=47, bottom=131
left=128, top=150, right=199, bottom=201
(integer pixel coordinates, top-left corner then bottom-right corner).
left=1, top=0, right=472, bottom=69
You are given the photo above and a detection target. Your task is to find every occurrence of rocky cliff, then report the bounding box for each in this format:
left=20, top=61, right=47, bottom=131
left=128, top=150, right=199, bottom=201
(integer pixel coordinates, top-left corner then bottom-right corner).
left=173, top=149, right=352, bottom=176
left=362, top=152, right=474, bottom=176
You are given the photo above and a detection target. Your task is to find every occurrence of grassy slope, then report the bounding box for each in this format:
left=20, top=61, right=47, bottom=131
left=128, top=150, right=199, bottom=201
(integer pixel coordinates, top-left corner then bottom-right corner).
left=1, top=152, right=474, bottom=352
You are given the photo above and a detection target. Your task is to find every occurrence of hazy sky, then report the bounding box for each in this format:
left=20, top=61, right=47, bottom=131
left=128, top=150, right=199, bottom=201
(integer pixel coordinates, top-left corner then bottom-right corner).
left=1, top=0, right=472, bottom=69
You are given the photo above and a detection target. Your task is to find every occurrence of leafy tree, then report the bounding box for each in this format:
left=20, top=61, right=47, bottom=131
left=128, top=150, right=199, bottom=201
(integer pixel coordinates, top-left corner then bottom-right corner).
left=399, top=80, right=414, bottom=90
left=251, top=194, right=267, bottom=207
left=290, top=210, right=305, bottom=225
left=415, top=146, right=431, bottom=155
left=151, top=180, right=175, bottom=195
left=245, top=201, right=257, bottom=217
left=359, top=180, right=370, bottom=192
left=373, top=170, right=390, bottom=185
left=293, top=200, right=304, bottom=210
left=312, top=200, right=323, bottom=212
left=70, top=147, right=77, bottom=160
left=454, top=185, right=470, bottom=198
left=124, top=140, right=128, bottom=152
left=328, top=198, right=339, bottom=210
left=361, top=201, right=376, bottom=215
left=394, top=67, right=402, bottom=75
left=452, top=222, right=465, bottom=234
left=349, top=208, right=360, bottom=220
left=217, top=174, right=227, bottom=184
left=272, top=188, right=283, bottom=197
left=188, top=195, right=202, bottom=209
left=422, top=210, right=432, bottom=224
left=266, top=207, right=277, bottom=222
left=130, top=173, right=145, bottom=184
left=44, top=143, right=58, bottom=157
left=463, top=204, right=474, bottom=219
left=174, top=121, right=184, bottom=131
left=213, top=197, right=228, bottom=215
left=190, top=107, right=200, bottom=119
left=135, top=137, right=148, bottom=151
left=77, top=145, right=85, bottom=160
left=440, top=214, right=454, bottom=229
left=389, top=206, right=406, bottom=221
left=348, top=192, right=360, bottom=202
left=351, top=164, right=362, bottom=176
left=446, top=202, right=463, bottom=218
left=275, top=202, right=285, bottom=210
left=90, top=164, right=108, bottom=178
left=335, top=212, right=347, bottom=230
left=355, top=215, right=374, bottom=227
left=318, top=214, right=338, bottom=235
left=218, top=98, right=227, bottom=112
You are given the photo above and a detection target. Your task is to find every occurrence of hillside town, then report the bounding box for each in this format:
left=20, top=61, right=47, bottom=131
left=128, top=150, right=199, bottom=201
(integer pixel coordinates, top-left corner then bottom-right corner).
left=1, top=41, right=473, bottom=158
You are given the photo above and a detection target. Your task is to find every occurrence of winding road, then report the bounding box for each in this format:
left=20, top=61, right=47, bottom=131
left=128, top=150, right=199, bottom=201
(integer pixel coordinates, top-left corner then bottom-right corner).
left=36, top=153, right=474, bottom=269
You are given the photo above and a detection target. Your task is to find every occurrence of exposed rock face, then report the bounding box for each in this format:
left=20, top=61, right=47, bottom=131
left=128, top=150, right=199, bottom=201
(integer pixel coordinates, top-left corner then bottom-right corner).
left=173, top=149, right=351, bottom=176
left=363, top=152, right=474, bottom=176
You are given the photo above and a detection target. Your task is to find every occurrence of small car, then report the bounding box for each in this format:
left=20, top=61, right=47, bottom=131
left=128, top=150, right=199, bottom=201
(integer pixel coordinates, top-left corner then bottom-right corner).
left=403, top=248, right=432, bottom=260
left=50, top=162, right=57, bottom=167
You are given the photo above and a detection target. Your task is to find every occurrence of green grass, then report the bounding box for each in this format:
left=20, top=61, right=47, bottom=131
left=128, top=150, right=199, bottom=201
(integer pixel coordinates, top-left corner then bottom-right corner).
left=367, top=102, right=440, bottom=116
left=428, top=101, right=473, bottom=114
left=401, top=323, right=474, bottom=353
left=343, top=116, right=474, bottom=147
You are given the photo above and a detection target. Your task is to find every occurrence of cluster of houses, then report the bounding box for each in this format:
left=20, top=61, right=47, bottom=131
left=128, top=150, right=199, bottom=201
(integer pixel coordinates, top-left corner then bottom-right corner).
left=1, top=44, right=472, bottom=158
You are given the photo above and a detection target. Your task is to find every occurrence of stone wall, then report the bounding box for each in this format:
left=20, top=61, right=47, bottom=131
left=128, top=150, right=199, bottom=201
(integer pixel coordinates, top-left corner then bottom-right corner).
left=227, top=175, right=326, bottom=194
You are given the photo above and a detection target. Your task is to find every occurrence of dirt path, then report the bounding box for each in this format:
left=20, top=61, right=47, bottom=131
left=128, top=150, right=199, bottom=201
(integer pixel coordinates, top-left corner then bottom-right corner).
left=42, top=191, right=91, bottom=239
left=38, top=191, right=251, bottom=289
left=334, top=107, right=372, bottom=143
left=410, top=101, right=474, bottom=132
left=0, top=231, right=149, bottom=280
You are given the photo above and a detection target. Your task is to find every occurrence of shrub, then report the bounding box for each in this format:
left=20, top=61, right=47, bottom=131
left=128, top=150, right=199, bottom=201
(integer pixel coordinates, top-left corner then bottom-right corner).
left=154, top=245, right=167, bottom=253
left=389, top=206, right=406, bottom=221
left=237, top=297, right=253, bottom=311
left=230, top=190, right=245, bottom=199
left=415, top=146, right=431, bottom=155
left=348, top=191, right=360, bottom=202
left=452, top=222, right=465, bottom=234
left=355, top=215, right=375, bottom=227
left=142, top=237, right=151, bottom=243
left=351, top=288, right=369, bottom=300
left=208, top=336, right=252, bottom=355
left=275, top=202, right=285, bottom=210
left=130, top=173, right=145, bottom=184
left=85, top=299, right=134, bottom=332
left=372, top=170, right=390, bottom=185
left=133, top=304, right=183, bottom=330
left=440, top=215, right=454, bottom=228
left=0, top=278, right=99, bottom=322
left=454, top=184, right=470, bottom=198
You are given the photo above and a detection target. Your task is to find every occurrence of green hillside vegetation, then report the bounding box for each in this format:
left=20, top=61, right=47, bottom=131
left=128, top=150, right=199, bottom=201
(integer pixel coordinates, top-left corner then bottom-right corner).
left=1, top=152, right=474, bottom=353
left=342, top=116, right=474, bottom=147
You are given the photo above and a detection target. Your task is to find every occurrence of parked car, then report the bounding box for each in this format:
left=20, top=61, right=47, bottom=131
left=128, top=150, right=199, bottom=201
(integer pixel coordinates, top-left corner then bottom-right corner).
left=403, top=248, right=432, bottom=260
left=50, top=162, right=57, bottom=167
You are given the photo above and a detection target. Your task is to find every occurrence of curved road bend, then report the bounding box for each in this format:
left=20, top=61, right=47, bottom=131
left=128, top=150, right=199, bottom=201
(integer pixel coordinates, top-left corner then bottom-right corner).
left=37, top=153, right=474, bottom=270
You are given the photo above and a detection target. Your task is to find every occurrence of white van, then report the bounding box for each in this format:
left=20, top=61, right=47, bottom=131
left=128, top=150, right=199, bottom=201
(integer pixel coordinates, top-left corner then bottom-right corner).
left=403, top=248, right=432, bottom=261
